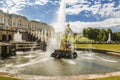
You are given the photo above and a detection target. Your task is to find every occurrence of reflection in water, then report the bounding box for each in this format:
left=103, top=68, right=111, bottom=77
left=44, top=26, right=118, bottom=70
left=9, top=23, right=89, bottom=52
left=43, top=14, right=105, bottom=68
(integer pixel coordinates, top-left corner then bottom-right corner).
left=0, top=50, right=120, bottom=76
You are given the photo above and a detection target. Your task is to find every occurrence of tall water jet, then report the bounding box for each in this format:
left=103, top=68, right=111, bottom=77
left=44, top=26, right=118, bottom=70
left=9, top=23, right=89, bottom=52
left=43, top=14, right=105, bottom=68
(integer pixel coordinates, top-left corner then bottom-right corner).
left=53, top=0, right=66, bottom=32
left=48, top=0, right=66, bottom=51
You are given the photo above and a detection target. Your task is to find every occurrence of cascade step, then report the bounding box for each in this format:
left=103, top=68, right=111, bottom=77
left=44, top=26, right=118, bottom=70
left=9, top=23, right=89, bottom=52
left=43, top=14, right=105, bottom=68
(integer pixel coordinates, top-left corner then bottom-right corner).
left=0, top=43, right=16, bottom=58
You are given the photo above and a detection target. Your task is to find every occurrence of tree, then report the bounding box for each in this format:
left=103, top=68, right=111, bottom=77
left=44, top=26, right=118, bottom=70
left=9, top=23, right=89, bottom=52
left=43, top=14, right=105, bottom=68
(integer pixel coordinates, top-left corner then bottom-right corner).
left=96, top=29, right=108, bottom=42
left=83, top=28, right=100, bottom=40
left=82, top=28, right=112, bottom=42
left=112, top=32, right=120, bottom=42
left=107, top=29, right=112, bottom=33
left=83, top=28, right=88, bottom=37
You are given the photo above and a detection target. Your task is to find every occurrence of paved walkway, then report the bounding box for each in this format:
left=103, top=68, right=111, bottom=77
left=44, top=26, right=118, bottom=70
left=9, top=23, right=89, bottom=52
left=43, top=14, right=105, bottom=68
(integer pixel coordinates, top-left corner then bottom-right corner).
left=1, top=71, right=120, bottom=80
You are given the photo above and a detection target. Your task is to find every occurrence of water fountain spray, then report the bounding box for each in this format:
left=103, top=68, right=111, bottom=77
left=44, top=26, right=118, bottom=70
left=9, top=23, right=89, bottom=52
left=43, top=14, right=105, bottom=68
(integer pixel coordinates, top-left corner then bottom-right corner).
left=53, top=0, right=66, bottom=32
left=14, top=31, right=22, bottom=42
left=50, top=0, right=78, bottom=59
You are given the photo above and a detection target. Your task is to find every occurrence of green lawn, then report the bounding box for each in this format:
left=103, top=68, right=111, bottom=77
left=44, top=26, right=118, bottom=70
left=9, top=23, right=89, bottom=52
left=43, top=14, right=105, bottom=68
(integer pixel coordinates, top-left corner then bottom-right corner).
left=66, top=36, right=120, bottom=52
left=1, top=76, right=120, bottom=80
left=76, top=44, right=120, bottom=52
left=0, top=76, right=21, bottom=80
left=89, top=76, right=120, bottom=80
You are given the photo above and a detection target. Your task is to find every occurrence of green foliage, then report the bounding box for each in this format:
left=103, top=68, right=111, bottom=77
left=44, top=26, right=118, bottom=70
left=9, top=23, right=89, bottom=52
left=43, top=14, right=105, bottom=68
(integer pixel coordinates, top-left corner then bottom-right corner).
left=0, top=76, right=20, bottom=80
left=83, top=28, right=115, bottom=42
left=89, top=76, right=120, bottom=80
left=107, top=29, right=112, bottom=33
left=83, top=28, right=100, bottom=40
left=96, top=29, right=108, bottom=42
left=112, top=32, right=120, bottom=42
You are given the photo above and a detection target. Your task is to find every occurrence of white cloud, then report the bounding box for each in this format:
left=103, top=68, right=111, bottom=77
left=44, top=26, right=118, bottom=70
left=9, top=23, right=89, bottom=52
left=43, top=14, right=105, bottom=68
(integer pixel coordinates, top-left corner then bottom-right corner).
left=113, top=5, right=120, bottom=17
left=97, top=2, right=114, bottom=17
left=34, top=19, right=41, bottom=22
left=49, top=1, right=58, bottom=5
left=65, top=0, right=77, bottom=5
left=0, top=0, right=49, bottom=14
left=69, top=18, right=120, bottom=33
left=35, top=0, right=48, bottom=5
left=1, top=0, right=29, bottom=14
left=66, top=4, right=89, bottom=15
left=1, top=0, right=119, bottom=19
left=65, top=0, right=120, bottom=18
left=66, top=0, right=94, bottom=15
left=66, top=0, right=87, bottom=5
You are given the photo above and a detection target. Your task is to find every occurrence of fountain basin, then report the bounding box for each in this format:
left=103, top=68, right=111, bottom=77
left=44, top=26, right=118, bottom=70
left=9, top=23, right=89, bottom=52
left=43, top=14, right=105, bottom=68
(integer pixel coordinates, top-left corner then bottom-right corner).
left=51, top=49, right=78, bottom=59
left=0, top=50, right=120, bottom=76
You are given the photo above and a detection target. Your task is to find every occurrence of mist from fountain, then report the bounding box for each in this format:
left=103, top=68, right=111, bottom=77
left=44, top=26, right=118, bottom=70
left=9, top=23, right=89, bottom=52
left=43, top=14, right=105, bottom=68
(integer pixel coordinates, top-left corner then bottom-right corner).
left=52, top=0, right=66, bottom=33
left=23, top=42, right=37, bottom=60
left=14, top=31, right=22, bottom=42
left=50, top=0, right=66, bottom=49
left=47, top=37, right=59, bottom=52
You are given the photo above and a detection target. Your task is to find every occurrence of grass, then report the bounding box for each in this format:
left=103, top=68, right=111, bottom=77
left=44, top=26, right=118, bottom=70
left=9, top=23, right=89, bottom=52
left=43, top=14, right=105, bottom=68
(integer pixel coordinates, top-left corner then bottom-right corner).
left=0, top=76, right=21, bottom=80
left=76, top=44, right=120, bottom=52
left=89, top=76, right=120, bottom=80
left=65, top=36, right=120, bottom=52
left=1, top=75, right=120, bottom=80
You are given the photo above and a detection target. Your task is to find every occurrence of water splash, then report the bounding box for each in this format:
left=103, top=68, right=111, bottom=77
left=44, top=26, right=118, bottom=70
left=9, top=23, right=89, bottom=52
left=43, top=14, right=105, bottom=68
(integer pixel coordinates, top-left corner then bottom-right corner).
left=47, top=37, right=59, bottom=52
left=15, top=58, right=50, bottom=68
left=23, top=55, right=36, bottom=58
left=23, top=42, right=38, bottom=59
left=15, top=51, right=52, bottom=68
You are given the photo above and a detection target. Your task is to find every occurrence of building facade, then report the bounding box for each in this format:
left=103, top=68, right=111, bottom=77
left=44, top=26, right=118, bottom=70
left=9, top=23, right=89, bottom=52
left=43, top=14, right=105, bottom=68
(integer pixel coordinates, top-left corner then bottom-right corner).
left=0, top=9, right=54, bottom=42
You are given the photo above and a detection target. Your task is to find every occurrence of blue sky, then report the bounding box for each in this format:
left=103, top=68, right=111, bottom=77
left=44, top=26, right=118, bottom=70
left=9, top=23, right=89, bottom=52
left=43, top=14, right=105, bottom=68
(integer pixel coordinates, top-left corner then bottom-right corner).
left=0, top=0, right=120, bottom=32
